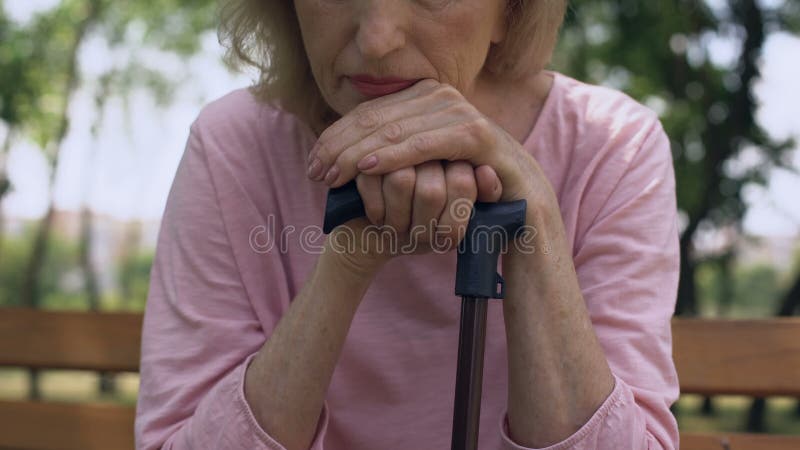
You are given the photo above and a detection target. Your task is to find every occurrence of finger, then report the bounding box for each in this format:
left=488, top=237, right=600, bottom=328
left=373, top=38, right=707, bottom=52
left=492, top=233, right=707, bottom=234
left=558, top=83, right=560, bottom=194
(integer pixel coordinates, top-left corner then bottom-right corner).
left=325, top=104, right=469, bottom=188
left=382, top=166, right=416, bottom=234
left=356, top=118, right=502, bottom=176
left=309, top=79, right=443, bottom=179
left=474, top=164, right=502, bottom=203
left=314, top=89, right=462, bottom=185
left=323, top=79, right=439, bottom=144
left=356, top=173, right=385, bottom=227
left=410, top=160, right=447, bottom=243
left=437, top=161, right=477, bottom=251
left=311, top=80, right=437, bottom=160
left=353, top=78, right=441, bottom=113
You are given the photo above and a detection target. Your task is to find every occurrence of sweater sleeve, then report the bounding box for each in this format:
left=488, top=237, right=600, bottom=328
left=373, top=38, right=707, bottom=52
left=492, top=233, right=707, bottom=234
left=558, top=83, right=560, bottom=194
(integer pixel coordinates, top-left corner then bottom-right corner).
left=499, top=118, right=681, bottom=450
left=134, top=122, right=329, bottom=450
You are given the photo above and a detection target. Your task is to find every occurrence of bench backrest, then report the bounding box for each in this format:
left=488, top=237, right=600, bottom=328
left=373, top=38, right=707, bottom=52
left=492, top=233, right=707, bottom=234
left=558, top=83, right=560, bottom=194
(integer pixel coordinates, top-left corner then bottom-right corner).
left=0, top=309, right=141, bottom=449
left=1, top=308, right=798, bottom=449
left=673, top=318, right=800, bottom=450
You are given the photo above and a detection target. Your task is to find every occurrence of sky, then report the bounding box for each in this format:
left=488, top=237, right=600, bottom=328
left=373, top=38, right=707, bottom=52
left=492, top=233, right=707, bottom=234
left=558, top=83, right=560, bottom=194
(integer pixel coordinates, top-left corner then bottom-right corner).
left=2, top=1, right=800, bottom=237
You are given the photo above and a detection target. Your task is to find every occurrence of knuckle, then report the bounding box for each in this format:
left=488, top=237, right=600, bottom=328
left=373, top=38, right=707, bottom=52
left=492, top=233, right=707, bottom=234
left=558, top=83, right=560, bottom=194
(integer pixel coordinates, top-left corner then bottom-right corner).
left=408, top=133, right=433, bottom=155
left=433, top=84, right=462, bottom=102
left=416, top=79, right=440, bottom=91
left=447, top=102, right=475, bottom=117
left=386, top=169, right=416, bottom=192
left=415, top=181, right=447, bottom=204
left=447, top=174, right=477, bottom=200
left=335, top=147, right=358, bottom=167
left=461, top=117, right=493, bottom=142
left=356, top=108, right=383, bottom=129
left=382, top=121, right=404, bottom=143
left=430, top=88, right=451, bottom=103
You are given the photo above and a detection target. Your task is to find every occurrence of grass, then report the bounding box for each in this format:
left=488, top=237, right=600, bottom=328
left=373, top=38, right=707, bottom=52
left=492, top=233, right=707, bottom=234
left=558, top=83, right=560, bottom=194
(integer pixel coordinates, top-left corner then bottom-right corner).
left=674, top=395, right=800, bottom=435
left=0, top=368, right=139, bottom=405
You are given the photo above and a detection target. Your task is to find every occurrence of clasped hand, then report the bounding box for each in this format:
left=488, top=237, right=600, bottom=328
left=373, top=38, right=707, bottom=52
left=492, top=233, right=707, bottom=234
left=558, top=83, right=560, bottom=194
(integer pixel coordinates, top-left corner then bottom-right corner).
left=308, top=79, right=550, bottom=263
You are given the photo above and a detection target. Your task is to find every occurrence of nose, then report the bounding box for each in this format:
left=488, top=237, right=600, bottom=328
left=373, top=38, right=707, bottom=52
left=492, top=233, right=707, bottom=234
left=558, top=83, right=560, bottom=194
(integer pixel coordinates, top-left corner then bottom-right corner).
left=355, top=1, right=407, bottom=59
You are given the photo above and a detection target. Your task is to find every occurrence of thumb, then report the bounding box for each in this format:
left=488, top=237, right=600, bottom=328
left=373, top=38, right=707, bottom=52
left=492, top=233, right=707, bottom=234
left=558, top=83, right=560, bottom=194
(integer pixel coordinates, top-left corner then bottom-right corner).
left=474, top=165, right=502, bottom=202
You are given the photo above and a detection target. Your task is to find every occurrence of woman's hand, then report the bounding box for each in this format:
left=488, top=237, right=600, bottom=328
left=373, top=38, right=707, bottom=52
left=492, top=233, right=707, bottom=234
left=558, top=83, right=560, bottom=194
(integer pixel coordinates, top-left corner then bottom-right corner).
left=323, top=160, right=502, bottom=269
left=306, top=78, right=557, bottom=217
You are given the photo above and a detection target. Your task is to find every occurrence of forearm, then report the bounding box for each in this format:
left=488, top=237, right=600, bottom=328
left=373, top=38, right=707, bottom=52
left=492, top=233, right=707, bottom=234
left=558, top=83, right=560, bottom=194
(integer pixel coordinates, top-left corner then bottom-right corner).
left=244, top=240, right=381, bottom=450
left=502, top=211, right=614, bottom=448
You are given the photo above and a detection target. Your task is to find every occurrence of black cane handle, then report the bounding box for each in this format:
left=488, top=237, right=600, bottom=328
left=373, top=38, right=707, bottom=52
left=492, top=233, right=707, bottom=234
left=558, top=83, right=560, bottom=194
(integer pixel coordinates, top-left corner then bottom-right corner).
left=322, top=180, right=367, bottom=234
left=322, top=179, right=527, bottom=299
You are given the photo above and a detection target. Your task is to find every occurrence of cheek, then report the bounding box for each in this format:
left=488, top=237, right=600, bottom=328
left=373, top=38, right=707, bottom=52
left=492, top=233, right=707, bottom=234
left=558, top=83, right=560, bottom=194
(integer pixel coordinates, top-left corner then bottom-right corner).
left=430, top=9, right=496, bottom=65
left=294, top=3, right=345, bottom=64
left=427, top=26, right=495, bottom=88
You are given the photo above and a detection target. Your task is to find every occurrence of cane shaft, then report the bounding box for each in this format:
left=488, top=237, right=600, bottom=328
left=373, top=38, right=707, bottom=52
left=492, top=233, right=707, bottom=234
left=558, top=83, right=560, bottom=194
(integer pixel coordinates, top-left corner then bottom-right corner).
left=451, top=296, right=488, bottom=450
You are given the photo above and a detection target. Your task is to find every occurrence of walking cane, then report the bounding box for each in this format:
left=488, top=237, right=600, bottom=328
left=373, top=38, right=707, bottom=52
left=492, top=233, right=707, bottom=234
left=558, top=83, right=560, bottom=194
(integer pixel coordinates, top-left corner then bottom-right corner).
left=322, top=179, right=527, bottom=450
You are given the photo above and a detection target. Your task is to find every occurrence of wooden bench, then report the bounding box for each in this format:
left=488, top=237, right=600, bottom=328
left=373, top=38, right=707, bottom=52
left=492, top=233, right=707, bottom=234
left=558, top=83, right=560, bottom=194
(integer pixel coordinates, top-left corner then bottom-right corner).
left=0, top=308, right=798, bottom=449
left=0, top=308, right=142, bottom=449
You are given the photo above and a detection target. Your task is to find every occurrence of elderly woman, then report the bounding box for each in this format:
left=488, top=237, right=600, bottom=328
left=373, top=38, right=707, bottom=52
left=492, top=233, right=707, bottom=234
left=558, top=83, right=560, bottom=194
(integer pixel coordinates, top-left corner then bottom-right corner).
left=135, top=0, right=680, bottom=449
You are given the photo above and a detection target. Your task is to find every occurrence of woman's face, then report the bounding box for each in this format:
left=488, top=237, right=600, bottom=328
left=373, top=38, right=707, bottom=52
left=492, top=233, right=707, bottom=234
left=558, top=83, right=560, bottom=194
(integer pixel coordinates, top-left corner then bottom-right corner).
left=293, top=0, right=509, bottom=116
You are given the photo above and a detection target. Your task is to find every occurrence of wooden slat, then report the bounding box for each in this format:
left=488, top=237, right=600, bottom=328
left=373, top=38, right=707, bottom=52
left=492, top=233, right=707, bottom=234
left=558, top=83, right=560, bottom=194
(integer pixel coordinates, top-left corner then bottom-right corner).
left=673, top=318, right=800, bottom=396
left=0, top=400, right=135, bottom=450
left=681, top=432, right=800, bottom=450
left=1, top=312, right=799, bottom=449
left=0, top=308, right=142, bottom=372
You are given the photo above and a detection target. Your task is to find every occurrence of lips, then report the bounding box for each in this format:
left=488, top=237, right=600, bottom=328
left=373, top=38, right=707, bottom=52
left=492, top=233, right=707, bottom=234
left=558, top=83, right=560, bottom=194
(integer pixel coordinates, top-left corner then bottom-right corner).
left=348, top=75, right=420, bottom=97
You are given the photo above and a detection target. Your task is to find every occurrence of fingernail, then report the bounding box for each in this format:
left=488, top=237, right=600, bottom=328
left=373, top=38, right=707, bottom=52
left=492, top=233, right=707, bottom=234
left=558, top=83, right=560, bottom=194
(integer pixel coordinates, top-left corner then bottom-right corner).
left=358, top=155, right=378, bottom=171
left=323, top=165, right=340, bottom=185
left=307, top=158, right=322, bottom=179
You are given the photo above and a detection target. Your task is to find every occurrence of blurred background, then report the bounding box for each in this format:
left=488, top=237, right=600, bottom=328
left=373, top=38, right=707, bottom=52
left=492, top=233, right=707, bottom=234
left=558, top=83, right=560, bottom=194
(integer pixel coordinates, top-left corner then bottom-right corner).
left=0, top=0, right=798, bottom=437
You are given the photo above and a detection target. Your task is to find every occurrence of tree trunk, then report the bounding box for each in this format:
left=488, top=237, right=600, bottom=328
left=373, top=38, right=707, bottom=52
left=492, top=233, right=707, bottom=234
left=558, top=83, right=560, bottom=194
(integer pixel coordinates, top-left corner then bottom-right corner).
left=746, top=398, right=767, bottom=432
left=79, top=207, right=100, bottom=310
left=19, top=204, right=54, bottom=400
left=718, top=252, right=736, bottom=316
left=700, top=397, right=715, bottom=416
left=78, top=204, right=117, bottom=394
left=776, top=273, right=800, bottom=317
left=118, top=221, right=143, bottom=309
left=675, top=227, right=698, bottom=316
left=0, top=129, right=14, bottom=262
left=19, top=205, right=55, bottom=310
left=744, top=267, right=800, bottom=430
left=19, top=0, right=102, bottom=401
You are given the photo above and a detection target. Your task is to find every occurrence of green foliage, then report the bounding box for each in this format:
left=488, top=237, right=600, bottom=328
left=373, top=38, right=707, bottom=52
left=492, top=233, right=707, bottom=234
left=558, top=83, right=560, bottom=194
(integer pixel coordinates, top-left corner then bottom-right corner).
left=557, top=1, right=797, bottom=235
left=0, top=0, right=219, bottom=153
left=101, top=0, right=218, bottom=54
left=556, top=0, right=800, bottom=315
left=0, top=0, right=216, bottom=312
left=0, top=226, right=154, bottom=311
left=0, top=174, right=9, bottom=197
left=696, top=259, right=791, bottom=317
left=116, top=250, right=154, bottom=311
left=0, top=226, right=80, bottom=309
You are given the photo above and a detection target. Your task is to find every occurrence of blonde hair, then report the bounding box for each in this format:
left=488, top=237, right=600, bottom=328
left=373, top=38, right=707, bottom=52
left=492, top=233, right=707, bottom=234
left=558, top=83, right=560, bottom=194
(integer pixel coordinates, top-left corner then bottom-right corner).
left=219, top=0, right=567, bottom=135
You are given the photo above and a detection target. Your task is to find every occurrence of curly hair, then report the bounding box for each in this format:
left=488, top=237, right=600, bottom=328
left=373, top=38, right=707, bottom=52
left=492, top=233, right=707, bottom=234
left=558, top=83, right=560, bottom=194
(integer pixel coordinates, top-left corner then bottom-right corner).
left=218, top=0, right=567, bottom=136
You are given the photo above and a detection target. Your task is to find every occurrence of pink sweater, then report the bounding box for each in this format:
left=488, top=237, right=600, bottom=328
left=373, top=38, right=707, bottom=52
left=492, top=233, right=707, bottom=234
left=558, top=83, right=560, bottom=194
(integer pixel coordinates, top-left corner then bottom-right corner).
left=135, top=72, right=680, bottom=450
